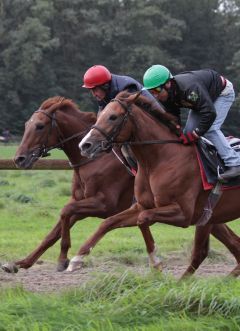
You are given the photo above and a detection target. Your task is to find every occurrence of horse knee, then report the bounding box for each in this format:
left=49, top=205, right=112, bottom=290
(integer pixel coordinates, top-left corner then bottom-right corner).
left=138, top=210, right=153, bottom=224
left=60, top=204, right=75, bottom=219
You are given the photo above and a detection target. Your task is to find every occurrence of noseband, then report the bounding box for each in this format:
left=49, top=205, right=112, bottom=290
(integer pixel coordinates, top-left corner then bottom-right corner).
left=91, top=98, right=131, bottom=150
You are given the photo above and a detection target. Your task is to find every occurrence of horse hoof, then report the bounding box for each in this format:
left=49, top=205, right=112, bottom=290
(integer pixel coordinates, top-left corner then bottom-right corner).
left=153, top=262, right=163, bottom=272
left=1, top=262, right=19, bottom=274
left=179, top=272, right=191, bottom=281
left=66, top=262, right=81, bottom=272
left=56, top=259, right=70, bottom=272
left=66, top=256, right=84, bottom=272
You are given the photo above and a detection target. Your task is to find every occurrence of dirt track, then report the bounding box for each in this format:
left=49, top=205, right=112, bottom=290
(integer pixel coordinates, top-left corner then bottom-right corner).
left=0, top=253, right=236, bottom=293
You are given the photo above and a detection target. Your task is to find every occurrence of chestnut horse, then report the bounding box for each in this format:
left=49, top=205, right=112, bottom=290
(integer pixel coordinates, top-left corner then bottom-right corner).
left=79, top=91, right=240, bottom=277
left=2, top=96, right=169, bottom=273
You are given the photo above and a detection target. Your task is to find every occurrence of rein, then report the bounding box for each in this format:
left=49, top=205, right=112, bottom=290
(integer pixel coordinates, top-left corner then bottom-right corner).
left=93, top=98, right=182, bottom=148
left=113, top=139, right=182, bottom=147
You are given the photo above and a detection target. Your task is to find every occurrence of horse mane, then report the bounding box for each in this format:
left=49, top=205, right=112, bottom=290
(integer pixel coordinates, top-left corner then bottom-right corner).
left=40, top=96, right=81, bottom=114
left=115, top=91, right=180, bottom=135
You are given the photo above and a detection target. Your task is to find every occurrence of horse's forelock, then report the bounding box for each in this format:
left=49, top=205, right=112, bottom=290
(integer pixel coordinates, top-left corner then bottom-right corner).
left=40, top=96, right=79, bottom=113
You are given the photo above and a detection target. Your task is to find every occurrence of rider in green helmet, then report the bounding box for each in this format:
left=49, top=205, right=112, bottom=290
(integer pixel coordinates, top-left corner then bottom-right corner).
left=143, top=64, right=240, bottom=180
left=143, top=65, right=173, bottom=90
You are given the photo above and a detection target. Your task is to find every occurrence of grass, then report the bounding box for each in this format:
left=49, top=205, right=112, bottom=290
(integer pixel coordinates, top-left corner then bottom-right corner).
left=1, top=274, right=240, bottom=330
left=1, top=145, right=240, bottom=330
left=0, top=143, right=66, bottom=160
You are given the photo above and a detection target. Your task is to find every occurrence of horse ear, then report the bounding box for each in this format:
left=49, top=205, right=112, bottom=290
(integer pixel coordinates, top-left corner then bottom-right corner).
left=126, top=91, right=142, bottom=104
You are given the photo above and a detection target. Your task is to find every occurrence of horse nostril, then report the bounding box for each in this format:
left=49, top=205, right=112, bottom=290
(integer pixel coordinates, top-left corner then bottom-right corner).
left=14, top=155, right=26, bottom=166
left=81, top=142, right=92, bottom=152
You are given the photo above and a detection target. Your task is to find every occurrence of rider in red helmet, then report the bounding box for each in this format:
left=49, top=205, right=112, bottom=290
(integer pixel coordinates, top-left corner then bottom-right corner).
left=82, top=64, right=161, bottom=113
left=82, top=65, right=111, bottom=89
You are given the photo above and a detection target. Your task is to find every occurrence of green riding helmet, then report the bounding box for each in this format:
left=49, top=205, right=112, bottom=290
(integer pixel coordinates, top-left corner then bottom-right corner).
left=143, top=65, right=173, bottom=90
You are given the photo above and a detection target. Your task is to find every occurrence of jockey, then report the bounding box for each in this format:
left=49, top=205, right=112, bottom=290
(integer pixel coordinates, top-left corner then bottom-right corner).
left=143, top=65, right=240, bottom=180
left=82, top=64, right=160, bottom=113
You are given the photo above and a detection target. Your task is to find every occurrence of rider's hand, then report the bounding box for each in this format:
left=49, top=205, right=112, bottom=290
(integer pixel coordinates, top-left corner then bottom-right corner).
left=179, top=131, right=199, bottom=145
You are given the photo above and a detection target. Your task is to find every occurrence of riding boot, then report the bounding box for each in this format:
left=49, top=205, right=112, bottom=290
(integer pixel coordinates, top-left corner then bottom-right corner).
left=221, top=166, right=240, bottom=180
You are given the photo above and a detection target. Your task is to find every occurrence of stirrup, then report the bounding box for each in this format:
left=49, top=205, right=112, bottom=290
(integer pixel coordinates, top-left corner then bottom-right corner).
left=217, top=165, right=225, bottom=181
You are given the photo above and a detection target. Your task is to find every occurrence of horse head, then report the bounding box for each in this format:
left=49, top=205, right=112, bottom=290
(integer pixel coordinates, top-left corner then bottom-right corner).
left=79, top=91, right=141, bottom=158
left=15, top=96, right=93, bottom=169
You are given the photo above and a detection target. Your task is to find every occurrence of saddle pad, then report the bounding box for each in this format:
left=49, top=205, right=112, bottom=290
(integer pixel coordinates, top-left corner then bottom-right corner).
left=195, top=137, right=240, bottom=191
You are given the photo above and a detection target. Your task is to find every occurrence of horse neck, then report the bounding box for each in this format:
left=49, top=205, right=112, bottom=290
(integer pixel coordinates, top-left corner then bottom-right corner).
left=130, top=106, right=189, bottom=169
left=56, top=109, right=96, bottom=165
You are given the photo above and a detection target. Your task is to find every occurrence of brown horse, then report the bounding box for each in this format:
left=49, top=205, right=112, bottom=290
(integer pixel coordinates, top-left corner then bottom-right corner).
left=79, top=91, right=240, bottom=277
left=2, top=96, right=167, bottom=273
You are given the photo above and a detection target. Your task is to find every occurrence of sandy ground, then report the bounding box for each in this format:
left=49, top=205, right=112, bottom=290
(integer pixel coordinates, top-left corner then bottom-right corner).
left=0, top=253, right=237, bottom=293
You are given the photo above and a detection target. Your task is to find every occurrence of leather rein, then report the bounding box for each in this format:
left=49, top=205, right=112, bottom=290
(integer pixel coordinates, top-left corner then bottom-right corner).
left=92, top=98, right=182, bottom=149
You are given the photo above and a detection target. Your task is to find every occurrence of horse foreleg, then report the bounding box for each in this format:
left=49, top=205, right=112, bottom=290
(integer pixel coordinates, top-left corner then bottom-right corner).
left=181, top=224, right=212, bottom=279
left=137, top=203, right=188, bottom=227
left=67, top=204, right=146, bottom=272
left=139, top=224, right=163, bottom=270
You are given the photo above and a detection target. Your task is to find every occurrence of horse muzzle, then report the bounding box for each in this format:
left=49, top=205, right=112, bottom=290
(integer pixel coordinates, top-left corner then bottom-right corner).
left=79, top=139, right=111, bottom=158
left=14, top=149, right=42, bottom=169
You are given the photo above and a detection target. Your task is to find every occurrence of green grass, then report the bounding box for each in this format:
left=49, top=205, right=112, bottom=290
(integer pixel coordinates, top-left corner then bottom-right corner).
left=1, top=274, right=240, bottom=330
left=1, top=145, right=240, bottom=330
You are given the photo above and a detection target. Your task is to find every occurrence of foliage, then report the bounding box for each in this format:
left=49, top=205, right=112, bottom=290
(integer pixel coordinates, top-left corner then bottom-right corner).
left=0, top=0, right=239, bottom=135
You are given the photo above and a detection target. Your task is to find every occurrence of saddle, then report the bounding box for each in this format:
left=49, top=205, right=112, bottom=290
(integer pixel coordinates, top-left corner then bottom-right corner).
left=197, top=136, right=240, bottom=187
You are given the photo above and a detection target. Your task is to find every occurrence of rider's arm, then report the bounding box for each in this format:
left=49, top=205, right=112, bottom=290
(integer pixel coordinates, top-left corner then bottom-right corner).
left=184, top=84, right=216, bottom=136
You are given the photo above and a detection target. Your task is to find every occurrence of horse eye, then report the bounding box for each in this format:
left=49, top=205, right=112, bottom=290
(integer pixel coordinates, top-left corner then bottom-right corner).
left=36, top=123, right=44, bottom=130
left=109, top=114, right=117, bottom=121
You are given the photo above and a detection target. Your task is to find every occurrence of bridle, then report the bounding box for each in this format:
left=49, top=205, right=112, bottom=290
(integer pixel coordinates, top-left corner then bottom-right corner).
left=32, top=109, right=91, bottom=166
left=91, top=98, right=131, bottom=151
left=91, top=98, right=182, bottom=149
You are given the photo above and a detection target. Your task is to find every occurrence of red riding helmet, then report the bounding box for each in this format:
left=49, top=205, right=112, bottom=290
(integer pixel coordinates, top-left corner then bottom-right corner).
left=82, top=65, right=112, bottom=88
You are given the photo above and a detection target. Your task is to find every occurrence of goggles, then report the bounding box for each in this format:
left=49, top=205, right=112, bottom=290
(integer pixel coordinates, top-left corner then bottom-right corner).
left=149, top=85, right=164, bottom=94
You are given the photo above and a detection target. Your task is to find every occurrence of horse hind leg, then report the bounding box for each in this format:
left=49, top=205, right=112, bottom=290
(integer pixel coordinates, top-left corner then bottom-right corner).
left=181, top=223, right=240, bottom=279
left=1, top=218, right=63, bottom=273
left=228, top=264, right=240, bottom=277
left=57, top=195, right=108, bottom=272
left=212, top=224, right=240, bottom=277
left=181, top=224, right=212, bottom=279
left=211, top=224, right=240, bottom=263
